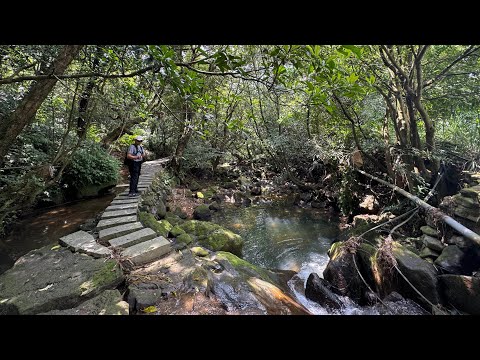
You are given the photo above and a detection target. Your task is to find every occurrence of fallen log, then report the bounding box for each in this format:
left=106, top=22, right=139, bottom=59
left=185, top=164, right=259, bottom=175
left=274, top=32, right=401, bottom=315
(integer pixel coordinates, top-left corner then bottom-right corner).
left=356, top=169, right=480, bottom=247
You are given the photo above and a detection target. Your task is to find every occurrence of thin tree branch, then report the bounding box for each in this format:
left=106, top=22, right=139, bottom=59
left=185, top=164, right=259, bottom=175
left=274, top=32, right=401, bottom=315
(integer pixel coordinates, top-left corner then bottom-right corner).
left=423, top=45, right=480, bottom=88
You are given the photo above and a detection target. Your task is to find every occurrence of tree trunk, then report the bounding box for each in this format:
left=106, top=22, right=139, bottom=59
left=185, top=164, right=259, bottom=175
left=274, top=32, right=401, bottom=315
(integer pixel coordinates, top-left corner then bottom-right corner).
left=356, top=169, right=480, bottom=247
left=170, top=103, right=194, bottom=175
left=0, top=45, right=83, bottom=164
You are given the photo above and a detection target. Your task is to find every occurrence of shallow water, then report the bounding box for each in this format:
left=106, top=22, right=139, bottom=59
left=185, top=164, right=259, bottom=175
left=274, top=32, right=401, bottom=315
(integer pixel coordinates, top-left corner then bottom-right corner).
left=212, top=202, right=426, bottom=315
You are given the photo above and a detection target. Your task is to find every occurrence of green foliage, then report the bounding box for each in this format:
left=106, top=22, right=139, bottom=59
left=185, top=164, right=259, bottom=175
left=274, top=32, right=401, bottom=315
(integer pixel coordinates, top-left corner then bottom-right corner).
left=62, top=142, right=120, bottom=188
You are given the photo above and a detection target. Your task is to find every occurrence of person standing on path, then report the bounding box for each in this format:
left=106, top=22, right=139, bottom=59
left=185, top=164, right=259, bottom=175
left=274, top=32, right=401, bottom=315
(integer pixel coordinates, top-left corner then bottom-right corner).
left=127, top=135, right=146, bottom=196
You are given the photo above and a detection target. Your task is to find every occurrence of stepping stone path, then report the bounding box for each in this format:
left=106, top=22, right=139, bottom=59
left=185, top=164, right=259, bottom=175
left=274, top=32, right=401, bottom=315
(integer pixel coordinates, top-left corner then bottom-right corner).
left=60, top=158, right=173, bottom=267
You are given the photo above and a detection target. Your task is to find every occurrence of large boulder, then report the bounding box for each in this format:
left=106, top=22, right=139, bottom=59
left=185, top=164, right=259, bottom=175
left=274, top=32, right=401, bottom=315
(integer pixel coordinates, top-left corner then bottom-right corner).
left=391, top=241, right=440, bottom=306
left=323, top=242, right=367, bottom=304
left=41, top=290, right=128, bottom=315
left=193, top=204, right=212, bottom=221
left=198, top=229, right=244, bottom=256
left=213, top=251, right=309, bottom=315
left=0, top=246, right=124, bottom=314
left=434, top=245, right=466, bottom=274
left=305, top=273, right=342, bottom=309
left=439, top=275, right=480, bottom=314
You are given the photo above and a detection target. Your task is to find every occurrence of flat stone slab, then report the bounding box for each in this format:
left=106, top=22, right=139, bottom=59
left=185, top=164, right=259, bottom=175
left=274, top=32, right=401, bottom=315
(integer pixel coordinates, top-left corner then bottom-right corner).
left=111, top=199, right=140, bottom=205
left=99, top=222, right=144, bottom=242
left=41, top=290, right=129, bottom=315
left=101, top=208, right=137, bottom=218
left=59, top=231, right=111, bottom=258
left=96, top=215, right=138, bottom=231
left=0, top=246, right=123, bottom=314
left=105, top=203, right=138, bottom=211
left=121, top=236, right=172, bottom=265
left=108, top=228, right=157, bottom=248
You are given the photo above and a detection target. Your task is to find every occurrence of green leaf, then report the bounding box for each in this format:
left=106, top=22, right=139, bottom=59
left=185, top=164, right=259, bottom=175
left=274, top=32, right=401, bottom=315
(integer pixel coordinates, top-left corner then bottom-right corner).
left=327, top=59, right=336, bottom=70
left=347, top=73, right=359, bottom=84
left=306, top=45, right=314, bottom=56
left=275, top=65, right=286, bottom=75
left=342, top=45, right=362, bottom=58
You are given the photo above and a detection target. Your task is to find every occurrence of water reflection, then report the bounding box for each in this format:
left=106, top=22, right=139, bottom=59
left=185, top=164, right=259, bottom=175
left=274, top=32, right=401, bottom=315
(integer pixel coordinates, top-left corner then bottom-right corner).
left=211, top=204, right=339, bottom=272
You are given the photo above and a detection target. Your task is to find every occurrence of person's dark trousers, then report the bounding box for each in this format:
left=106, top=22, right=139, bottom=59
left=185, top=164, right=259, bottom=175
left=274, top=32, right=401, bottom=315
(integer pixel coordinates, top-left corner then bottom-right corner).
left=129, top=161, right=142, bottom=194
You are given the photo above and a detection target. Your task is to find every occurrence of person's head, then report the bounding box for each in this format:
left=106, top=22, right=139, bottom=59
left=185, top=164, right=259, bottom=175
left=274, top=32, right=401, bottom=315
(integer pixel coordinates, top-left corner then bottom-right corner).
left=134, top=135, right=144, bottom=144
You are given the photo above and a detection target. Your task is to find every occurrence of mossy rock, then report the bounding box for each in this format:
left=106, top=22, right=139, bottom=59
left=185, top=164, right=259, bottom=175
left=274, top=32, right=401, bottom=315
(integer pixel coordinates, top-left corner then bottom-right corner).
left=203, top=188, right=216, bottom=199
left=164, top=212, right=184, bottom=226
left=139, top=211, right=159, bottom=228
left=170, top=225, right=186, bottom=237
left=159, top=220, right=172, bottom=232
left=138, top=212, right=169, bottom=237
left=191, top=246, right=209, bottom=257
left=420, top=226, right=438, bottom=237
left=176, top=233, right=193, bottom=245
left=327, top=241, right=344, bottom=260
left=216, top=251, right=272, bottom=283
left=198, top=229, right=243, bottom=256
left=179, top=220, right=221, bottom=237
left=155, top=220, right=172, bottom=238
left=189, top=180, right=201, bottom=191
left=156, top=200, right=166, bottom=219
left=173, top=207, right=188, bottom=219
left=193, top=204, right=212, bottom=221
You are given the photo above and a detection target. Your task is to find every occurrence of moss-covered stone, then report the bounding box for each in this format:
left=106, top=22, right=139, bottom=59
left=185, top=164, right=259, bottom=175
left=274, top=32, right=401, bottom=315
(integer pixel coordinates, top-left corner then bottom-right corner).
left=164, top=212, right=184, bottom=226
left=355, top=242, right=376, bottom=287
left=327, top=241, right=344, bottom=260
left=198, top=229, right=243, bottom=256
left=170, top=225, right=186, bottom=237
left=156, top=200, right=166, bottom=219
left=391, top=241, right=439, bottom=305
left=173, top=207, right=188, bottom=219
left=176, top=233, right=193, bottom=245
left=139, top=211, right=169, bottom=237
left=159, top=220, right=172, bottom=232
left=179, top=220, right=221, bottom=237
left=80, top=261, right=120, bottom=296
left=191, top=246, right=209, bottom=257
left=420, top=226, right=438, bottom=237
left=216, top=251, right=272, bottom=282
left=189, top=180, right=201, bottom=191
left=203, top=188, right=216, bottom=199
left=139, top=211, right=159, bottom=229
left=419, top=246, right=440, bottom=259
left=193, top=204, right=212, bottom=220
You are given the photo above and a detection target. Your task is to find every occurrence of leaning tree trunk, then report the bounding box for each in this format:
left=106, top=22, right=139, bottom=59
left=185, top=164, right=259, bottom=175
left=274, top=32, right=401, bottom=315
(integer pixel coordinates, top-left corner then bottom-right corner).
left=356, top=169, right=480, bottom=247
left=0, top=45, right=83, bottom=164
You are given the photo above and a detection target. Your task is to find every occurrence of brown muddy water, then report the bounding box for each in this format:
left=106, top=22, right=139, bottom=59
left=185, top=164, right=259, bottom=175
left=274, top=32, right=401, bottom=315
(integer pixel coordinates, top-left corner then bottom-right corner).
left=0, top=185, right=128, bottom=274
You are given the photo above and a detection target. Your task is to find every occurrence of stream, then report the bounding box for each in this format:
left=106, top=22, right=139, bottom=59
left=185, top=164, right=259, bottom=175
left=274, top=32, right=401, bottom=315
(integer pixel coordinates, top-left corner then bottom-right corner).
left=212, top=201, right=426, bottom=315
left=0, top=186, right=127, bottom=275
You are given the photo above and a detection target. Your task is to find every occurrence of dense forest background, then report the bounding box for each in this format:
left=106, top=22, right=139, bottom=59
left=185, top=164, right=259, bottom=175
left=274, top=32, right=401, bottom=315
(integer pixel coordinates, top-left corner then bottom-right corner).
left=1, top=45, right=479, bottom=235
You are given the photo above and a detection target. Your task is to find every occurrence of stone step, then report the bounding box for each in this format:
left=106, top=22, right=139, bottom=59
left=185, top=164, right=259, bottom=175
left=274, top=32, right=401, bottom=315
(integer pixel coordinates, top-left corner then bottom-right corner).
left=105, top=203, right=138, bottom=211
left=121, top=236, right=172, bottom=265
left=101, top=208, right=138, bottom=218
left=96, top=215, right=138, bottom=230
left=110, top=198, right=140, bottom=205
left=108, top=228, right=157, bottom=248
left=59, top=230, right=111, bottom=258
left=98, top=222, right=144, bottom=242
